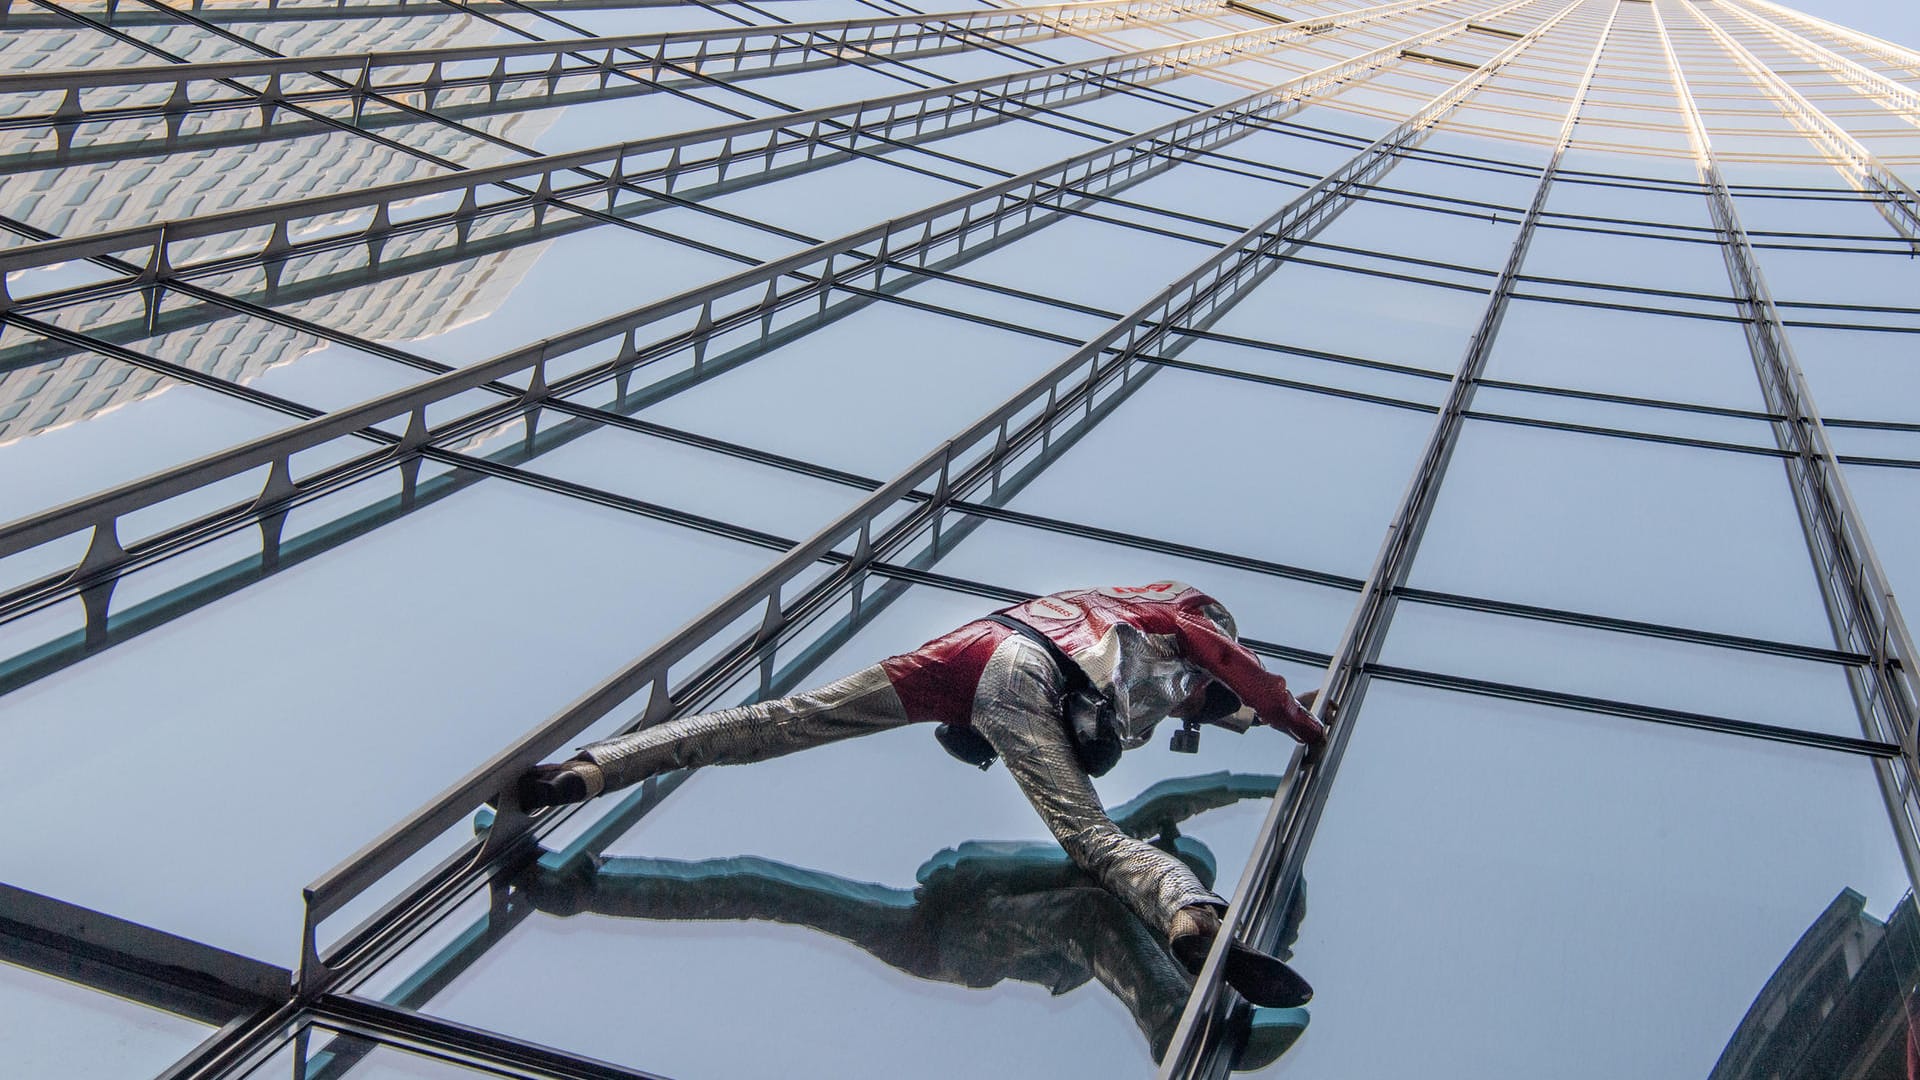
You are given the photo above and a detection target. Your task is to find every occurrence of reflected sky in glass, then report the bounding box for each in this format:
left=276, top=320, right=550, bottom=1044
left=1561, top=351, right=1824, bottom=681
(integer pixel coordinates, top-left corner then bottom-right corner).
left=1258, top=680, right=1909, bottom=1079
left=0, top=961, right=215, bottom=1080
left=0, top=478, right=775, bottom=960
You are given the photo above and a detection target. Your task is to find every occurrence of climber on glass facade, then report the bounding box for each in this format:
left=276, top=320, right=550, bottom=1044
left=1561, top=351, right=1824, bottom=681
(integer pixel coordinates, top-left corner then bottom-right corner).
left=520, top=581, right=1327, bottom=1005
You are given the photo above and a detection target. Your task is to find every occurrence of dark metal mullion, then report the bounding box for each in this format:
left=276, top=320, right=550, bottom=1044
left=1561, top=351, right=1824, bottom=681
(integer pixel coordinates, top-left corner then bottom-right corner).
left=1517, top=269, right=1739, bottom=305
left=1749, top=239, right=1920, bottom=260
left=849, top=277, right=1090, bottom=343
left=1278, top=249, right=1490, bottom=293
left=1297, top=234, right=1501, bottom=279
left=1525, top=267, right=1920, bottom=316
left=6, top=314, right=351, bottom=428
left=875, top=258, right=1459, bottom=381
left=313, top=995, right=672, bottom=1080
left=1828, top=416, right=1920, bottom=433
left=1464, top=407, right=1790, bottom=458
left=1144, top=352, right=1439, bottom=410
left=546, top=399, right=886, bottom=489
left=1396, top=585, right=1870, bottom=665
left=1837, top=454, right=1920, bottom=471
left=1770, top=296, right=1920, bottom=317
left=603, top=173, right=822, bottom=245
left=947, top=500, right=1369, bottom=589
left=831, top=95, right=1364, bottom=251
left=1474, top=375, right=1786, bottom=422
left=829, top=275, right=1453, bottom=414
left=1366, top=664, right=1901, bottom=758
left=1506, top=287, right=1750, bottom=322
left=1548, top=204, right=1909, bottom=246
left=790, top=114, right=1033, bottom=192
left=0, top=882, right=288, bottom=1027
left=1781, top=317, right=1920, bottom=333
left=418, top=448, right=798, bottom=551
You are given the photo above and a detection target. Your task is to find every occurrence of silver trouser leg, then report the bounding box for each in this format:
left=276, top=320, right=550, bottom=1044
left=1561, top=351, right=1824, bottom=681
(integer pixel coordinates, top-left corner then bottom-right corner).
left=970, top=638, right=1225, bottom=940
left=576, top=664, right=909, bottom=792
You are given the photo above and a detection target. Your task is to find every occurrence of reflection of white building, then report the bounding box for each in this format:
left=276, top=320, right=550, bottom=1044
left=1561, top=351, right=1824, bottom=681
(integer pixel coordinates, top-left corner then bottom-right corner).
left=1710, top=889, right=1918, bottom=1080
left=0, top=239, right=547, bottom=444
left=0, top=13, right=556, bottom=444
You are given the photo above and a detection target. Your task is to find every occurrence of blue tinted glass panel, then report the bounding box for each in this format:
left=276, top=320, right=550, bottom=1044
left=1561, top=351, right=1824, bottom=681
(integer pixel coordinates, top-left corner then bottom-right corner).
left=1249, top=680, right=1912, bottom=1078
left=0, top=476, right=774, bottom=961
left=0, top=961, right=214, bottom=1080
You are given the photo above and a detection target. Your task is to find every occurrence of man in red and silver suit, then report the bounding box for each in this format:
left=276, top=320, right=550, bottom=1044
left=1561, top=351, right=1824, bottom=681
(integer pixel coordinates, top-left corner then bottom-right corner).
left=520, top=581, right=1328, bottom=1005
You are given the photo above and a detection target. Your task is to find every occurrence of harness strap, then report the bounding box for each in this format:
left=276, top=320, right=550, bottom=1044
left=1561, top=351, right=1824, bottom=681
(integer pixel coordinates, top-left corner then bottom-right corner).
left=983, top=613, right=1091, bottom=694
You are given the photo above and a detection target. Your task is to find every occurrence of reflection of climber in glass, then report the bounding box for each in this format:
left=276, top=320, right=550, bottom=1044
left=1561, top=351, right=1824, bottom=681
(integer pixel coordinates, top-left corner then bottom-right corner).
left=511, top=772, right=1309, bottom=1070
left=520, top=582, right=1328, bottom=1005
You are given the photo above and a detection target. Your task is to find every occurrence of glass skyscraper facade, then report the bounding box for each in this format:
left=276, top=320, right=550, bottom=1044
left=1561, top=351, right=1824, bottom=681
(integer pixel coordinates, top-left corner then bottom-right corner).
left=3, top=0, right=1918, bottom=1076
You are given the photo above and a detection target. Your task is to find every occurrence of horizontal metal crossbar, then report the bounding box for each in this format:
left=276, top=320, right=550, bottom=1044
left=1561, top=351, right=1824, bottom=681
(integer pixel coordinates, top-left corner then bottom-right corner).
left=0, top=883, right=290, bottom=1023
left=1366, top=664, right=1902, bottom=758
left=1395, top=586, right=1872, bottom=665
left=313, top=995, right=673, bottom=1080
